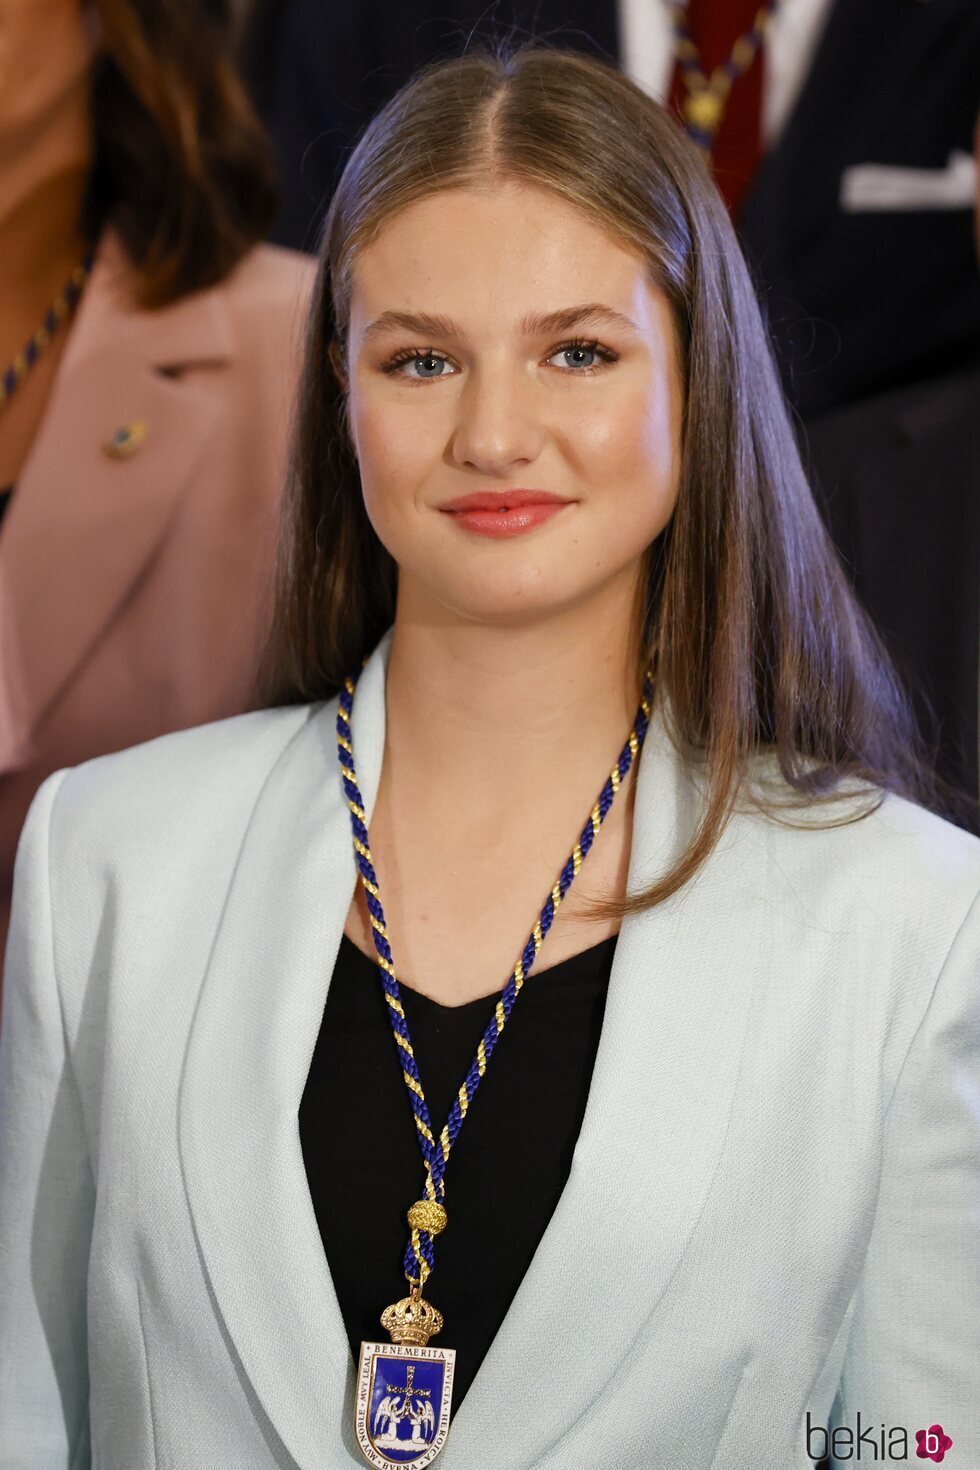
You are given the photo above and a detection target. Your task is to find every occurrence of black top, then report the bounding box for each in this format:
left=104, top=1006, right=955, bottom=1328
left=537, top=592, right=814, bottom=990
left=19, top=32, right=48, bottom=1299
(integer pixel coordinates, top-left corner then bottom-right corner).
left=300, top=929, right=617, bottom=1413
left=0, top=487, right=11, bottom=526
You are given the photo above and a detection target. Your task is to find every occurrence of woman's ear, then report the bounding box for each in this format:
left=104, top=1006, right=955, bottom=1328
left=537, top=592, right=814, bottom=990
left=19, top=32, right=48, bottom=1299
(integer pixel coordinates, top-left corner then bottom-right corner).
left=328, top=338, right=348, bottom=392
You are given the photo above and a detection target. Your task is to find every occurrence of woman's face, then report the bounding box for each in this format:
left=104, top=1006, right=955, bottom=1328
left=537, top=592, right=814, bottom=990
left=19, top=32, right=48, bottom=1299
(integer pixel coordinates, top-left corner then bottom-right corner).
left=0, top=0, right=96, bottom=148
left=345, top=181, right=684, bottom=627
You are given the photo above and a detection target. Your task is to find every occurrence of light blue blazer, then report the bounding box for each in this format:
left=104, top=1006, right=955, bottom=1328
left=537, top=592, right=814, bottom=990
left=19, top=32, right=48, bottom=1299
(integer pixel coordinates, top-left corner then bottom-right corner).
left=1, top=631, right=978, bottom=1469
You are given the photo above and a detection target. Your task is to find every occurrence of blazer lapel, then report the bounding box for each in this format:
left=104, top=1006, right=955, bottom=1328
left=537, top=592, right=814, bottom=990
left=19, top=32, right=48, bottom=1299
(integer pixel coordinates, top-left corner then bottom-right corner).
left=177, top=640, right=389, bottom=1470
left=0, top=231, right=233, bottom=773
left=737, top=0, right=862, bottom=254
left=445, top=712, right=761, bottom=1463
left=178, top=634, right=757, bottom=1469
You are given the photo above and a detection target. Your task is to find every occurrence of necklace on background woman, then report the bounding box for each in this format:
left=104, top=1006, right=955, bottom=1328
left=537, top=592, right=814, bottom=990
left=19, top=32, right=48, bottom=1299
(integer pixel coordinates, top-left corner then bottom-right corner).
left=337, top=666, right=653, bottom=1467
left=0, top=250, right=95, bottom=412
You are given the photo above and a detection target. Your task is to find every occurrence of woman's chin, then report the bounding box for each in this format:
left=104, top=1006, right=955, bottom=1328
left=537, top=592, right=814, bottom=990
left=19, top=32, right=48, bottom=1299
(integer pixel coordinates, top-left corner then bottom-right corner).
left=405, top=569, right=611, bottom=630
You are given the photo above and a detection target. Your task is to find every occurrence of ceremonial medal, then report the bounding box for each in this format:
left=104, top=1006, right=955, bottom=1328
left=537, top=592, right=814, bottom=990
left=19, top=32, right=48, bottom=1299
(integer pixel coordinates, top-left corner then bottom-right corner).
left=338, top=667, right=653, bottom=1466
left=355, top=1289, right=455, bottom=1468
left=669, top=0, right=779, bottom=151
left=681, top=87, right=724, bottom=136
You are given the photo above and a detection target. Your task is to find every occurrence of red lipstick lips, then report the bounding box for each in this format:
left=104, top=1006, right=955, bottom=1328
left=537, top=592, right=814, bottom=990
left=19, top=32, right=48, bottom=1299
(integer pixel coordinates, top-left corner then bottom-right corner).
left=439, top=489, right=573, bottom=539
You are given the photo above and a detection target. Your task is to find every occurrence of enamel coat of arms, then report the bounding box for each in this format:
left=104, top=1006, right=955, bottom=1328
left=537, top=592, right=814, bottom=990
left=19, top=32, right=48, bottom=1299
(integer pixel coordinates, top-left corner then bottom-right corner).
left=355, top=1342, right=456, bottom=1468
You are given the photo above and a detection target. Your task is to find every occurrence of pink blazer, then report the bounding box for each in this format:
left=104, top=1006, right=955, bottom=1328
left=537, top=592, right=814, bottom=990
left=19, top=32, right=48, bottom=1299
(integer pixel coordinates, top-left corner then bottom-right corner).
left=0, top=229, right=315, bottom=962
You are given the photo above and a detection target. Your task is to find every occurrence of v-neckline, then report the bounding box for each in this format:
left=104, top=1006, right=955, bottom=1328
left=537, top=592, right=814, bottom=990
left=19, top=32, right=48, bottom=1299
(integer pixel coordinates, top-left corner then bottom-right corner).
left=336, top=928, right=620, bottom=1012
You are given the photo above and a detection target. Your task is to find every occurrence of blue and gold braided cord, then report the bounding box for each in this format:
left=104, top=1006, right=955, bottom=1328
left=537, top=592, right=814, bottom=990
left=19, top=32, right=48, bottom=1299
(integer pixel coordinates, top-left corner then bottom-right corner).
left=337, top=670, right=653, bottom=1288
left=0, top=251, right=94, bottom=409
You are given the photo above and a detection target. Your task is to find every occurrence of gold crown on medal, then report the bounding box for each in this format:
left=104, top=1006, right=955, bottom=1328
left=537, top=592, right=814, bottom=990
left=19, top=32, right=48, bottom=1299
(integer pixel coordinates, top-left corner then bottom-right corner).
left=381, top=1293, right=445, bottom=1348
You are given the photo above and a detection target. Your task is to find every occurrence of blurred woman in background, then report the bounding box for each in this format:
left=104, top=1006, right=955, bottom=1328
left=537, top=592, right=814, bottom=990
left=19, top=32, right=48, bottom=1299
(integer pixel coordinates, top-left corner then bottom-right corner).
left=0, top=0, right=314, bottom=972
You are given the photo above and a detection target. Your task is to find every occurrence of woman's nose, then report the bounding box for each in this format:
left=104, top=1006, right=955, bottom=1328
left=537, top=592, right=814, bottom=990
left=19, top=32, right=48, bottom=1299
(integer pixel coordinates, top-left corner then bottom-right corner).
left=448, top=365, right=546, bottom=475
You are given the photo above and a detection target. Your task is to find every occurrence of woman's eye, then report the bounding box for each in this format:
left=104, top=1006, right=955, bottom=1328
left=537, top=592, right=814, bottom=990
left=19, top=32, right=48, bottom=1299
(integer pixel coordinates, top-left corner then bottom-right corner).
left=386, top=352, right=456, bottom=380
left=547, top=341, right=616, bottom=372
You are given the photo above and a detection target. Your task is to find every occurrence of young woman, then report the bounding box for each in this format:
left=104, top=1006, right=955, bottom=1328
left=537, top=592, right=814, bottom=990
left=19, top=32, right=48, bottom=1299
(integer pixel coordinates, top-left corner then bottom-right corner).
left=0, top=0, right=314, bottom=971
left=0, top=45, right=977, bottom=1470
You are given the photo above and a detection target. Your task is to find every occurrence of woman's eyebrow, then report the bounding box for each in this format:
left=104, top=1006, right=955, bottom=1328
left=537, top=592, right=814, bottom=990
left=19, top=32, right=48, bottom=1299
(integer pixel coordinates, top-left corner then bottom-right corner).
left=362, top=303, right=640, bottom=340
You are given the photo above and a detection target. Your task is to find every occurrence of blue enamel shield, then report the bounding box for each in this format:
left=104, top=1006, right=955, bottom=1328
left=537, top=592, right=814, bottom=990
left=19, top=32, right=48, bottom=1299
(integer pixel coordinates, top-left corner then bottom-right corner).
left=355, top=1342, right=456, bottom=1468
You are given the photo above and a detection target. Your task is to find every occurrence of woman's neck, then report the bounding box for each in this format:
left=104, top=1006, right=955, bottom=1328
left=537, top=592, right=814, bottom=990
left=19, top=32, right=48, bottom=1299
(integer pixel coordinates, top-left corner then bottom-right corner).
left=383, top=575, right=646, bottom=824
left=0, top=169, right=92, bottom=489
left=346, top=577, right=648, bottom=997
left=0, top=169, right=92, bottom=318
left=0, top=57, right=94, bottom=328
left=0, top=93, right=94, bottom=485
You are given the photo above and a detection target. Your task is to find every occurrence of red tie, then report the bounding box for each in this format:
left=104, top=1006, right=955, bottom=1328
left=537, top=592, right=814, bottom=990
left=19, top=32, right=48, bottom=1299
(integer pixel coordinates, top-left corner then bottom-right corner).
left=667, top=0, right=766, bottom=217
